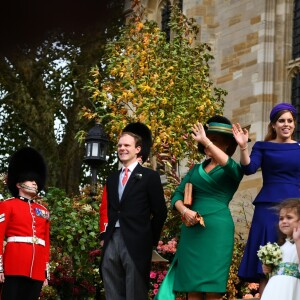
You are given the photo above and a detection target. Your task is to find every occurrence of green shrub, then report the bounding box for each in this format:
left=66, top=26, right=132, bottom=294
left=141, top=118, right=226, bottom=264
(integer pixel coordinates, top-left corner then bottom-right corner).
left=41, top=187, right=103, bottom=300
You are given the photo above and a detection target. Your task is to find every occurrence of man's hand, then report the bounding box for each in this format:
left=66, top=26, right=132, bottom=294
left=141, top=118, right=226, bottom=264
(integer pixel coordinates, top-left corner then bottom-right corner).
left=43, top=279, right=48, bottom=287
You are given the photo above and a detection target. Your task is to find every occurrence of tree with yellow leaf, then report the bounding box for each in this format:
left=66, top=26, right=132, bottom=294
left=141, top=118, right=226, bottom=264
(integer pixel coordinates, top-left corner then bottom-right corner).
left=82, top=3, right=247, bottom=300
left=84, top=0, right=227, bottom=167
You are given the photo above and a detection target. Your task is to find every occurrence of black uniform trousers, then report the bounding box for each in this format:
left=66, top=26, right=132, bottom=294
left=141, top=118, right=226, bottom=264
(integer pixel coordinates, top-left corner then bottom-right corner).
left=0, top=275, right=43, bottom=300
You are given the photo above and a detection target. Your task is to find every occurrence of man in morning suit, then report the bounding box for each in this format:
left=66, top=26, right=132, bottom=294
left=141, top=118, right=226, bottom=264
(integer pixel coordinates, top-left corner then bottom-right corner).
left=101, top=122, right=167, bottom=300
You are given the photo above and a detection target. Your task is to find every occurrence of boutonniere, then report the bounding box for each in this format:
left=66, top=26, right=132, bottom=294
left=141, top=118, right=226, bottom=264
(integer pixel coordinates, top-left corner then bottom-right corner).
left=134, top=173, right=143, bottom=180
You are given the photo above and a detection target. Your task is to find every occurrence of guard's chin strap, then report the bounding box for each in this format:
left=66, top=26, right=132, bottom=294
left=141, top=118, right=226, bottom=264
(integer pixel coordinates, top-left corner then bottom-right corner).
left=18, top=196, right=34, bottom=203
left=19, top=183, right=38, bottom=193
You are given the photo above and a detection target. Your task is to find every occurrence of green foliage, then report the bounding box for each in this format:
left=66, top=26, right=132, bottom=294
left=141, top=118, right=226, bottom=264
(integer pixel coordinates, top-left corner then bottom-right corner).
left=0, top=173, right=10, bottom=200
left=0, top=1, right=124, bottom=195
left=42, top=187, right=103, bottom=299
left=40, top=285, right=60, bottom=300
left=224, top=238, right=245, bottom=299
left=83, top=0, right=227, bottom=165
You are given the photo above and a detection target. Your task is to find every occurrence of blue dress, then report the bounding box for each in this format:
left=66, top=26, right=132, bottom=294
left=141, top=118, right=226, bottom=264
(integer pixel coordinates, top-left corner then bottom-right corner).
left=238, top=141, right=300, bottom=282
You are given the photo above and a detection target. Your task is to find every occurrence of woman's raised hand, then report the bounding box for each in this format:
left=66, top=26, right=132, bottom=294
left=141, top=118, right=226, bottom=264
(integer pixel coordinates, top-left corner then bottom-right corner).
left=191, top=122, right=207, bottom=144
left=293, top=221, right=300, bottom=242
left=232, top=123, right=248, bottom=147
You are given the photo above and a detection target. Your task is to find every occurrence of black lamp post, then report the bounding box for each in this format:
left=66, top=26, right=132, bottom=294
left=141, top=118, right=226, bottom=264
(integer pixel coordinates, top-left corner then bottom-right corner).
left=84, top=122, right=109, bottom=195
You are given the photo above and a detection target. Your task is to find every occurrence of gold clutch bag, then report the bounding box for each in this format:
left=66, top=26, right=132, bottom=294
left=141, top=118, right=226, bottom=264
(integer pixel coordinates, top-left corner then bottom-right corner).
left=183, top=182, right=193, bottom=207
left=183, top=182, right=205, bottom=227
left=195, top=212, right=205, bottom=227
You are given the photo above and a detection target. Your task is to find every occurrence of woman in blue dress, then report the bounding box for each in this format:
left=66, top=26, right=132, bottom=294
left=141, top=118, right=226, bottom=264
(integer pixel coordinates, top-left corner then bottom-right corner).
left=232, top=102, right=300, bottom=294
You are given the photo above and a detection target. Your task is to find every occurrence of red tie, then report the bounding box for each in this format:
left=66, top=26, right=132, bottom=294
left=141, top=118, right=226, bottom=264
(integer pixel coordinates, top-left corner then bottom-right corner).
left=122, top=167, right=129, bottom=186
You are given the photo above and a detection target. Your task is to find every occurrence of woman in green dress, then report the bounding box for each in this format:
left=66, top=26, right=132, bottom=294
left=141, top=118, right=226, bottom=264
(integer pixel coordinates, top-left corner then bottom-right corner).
left=155, top=116, right=244, bottom=300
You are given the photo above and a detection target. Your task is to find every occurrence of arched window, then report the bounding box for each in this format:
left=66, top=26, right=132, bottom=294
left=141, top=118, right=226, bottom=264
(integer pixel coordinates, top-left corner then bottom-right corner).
left=293, top=0, right=300, bottom=59
left=291, top=75, right=300, bottom=140
left=178, top=0, right=183, bottom=11
left=161, top=1, right=183, bottom=42
left=161, top=1, right=171, bottom=41
left=292, top=0, right=300, bottom=140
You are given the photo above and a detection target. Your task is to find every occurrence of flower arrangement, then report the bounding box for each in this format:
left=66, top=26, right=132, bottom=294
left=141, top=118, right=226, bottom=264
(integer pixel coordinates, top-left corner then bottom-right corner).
left=149, top=239, right=177, bottom=299
left=157, top=238, right=177, bottom=255
left=149, top=266, right=168, bottom=298
left=241, top=282, right=260, bottom=299
left=148, top=238, right=186, bottom=299
left=135, top=173, right=143, bottom=180
left=257, top=242, right=282, bottom=266
left=149, top=264, right=185, bottom=300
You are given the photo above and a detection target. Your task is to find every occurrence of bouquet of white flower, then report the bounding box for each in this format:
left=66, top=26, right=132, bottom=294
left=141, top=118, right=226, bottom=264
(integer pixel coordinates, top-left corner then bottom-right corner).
left=257, top=242, right=282, bottom=266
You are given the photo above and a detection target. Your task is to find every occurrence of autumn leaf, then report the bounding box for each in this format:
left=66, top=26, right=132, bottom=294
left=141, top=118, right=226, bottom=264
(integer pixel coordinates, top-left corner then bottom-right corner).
left=84, top=0, right=227, bottom=168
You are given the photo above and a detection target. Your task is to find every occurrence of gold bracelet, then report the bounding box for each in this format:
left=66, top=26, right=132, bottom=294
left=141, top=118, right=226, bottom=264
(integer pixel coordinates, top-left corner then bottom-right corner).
left=240, top=144, right=248, bottom=151
left=205, top=141, right=213, bottom=149
left=181, top=207, right=188, bottom=216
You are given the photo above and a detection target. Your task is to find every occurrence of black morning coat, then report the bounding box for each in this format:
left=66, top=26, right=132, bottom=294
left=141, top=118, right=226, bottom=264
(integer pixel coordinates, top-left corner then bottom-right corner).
left=101, top=163, right=167, bottom=285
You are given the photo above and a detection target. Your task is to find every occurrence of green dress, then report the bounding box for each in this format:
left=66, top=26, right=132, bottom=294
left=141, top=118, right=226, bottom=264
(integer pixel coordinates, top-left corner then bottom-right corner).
left=155, top=158, right=243, bottom=298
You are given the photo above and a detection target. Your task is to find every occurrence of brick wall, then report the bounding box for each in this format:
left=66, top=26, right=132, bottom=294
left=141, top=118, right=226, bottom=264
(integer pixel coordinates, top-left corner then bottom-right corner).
left=129, top=0, right=294, bottom=238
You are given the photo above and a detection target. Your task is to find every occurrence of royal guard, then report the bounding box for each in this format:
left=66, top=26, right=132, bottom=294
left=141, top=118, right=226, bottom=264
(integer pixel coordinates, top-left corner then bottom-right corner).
left=0, top=147, right=50, bottom=300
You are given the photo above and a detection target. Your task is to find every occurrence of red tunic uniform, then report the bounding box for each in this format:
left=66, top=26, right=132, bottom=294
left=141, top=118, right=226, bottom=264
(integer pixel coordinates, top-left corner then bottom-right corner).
left=0, top=197, right=50, bottom=281
left=99, top=185, right=108, bottom=240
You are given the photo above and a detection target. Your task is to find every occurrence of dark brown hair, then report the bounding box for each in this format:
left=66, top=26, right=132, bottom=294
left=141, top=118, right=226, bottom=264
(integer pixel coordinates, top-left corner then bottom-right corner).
left=275, top=198, right=300, bottom=245
left=264, top=110, right=296, bottom=141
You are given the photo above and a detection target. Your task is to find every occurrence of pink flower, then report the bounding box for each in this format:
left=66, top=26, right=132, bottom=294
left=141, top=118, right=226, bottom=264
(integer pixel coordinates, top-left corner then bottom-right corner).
left=153, top=289, right=159, bottom=294
left=150, top=271, right=157, bottom=278
left=157, top=274, right=165, bottom=282
left=248, top=282, right=259, bottom=290
left=154, top=283, right=159, bottom=288
left=89, top=249, right=101, bottom=257
left=156, top=238, right=178, bottom=254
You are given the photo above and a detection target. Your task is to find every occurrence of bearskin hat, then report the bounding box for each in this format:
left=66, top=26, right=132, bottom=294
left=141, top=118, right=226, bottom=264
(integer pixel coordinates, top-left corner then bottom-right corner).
left=7, top=147, right=47, bottom=197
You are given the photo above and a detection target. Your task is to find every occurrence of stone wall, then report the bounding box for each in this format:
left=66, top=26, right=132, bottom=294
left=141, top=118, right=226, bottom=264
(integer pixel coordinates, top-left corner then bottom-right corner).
left=127, top=0, right=294, bottom=238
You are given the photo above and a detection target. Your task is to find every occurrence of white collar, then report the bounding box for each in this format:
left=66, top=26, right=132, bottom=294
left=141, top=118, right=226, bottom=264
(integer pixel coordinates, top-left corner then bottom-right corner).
left=122, top=161, right=138, bottom=173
